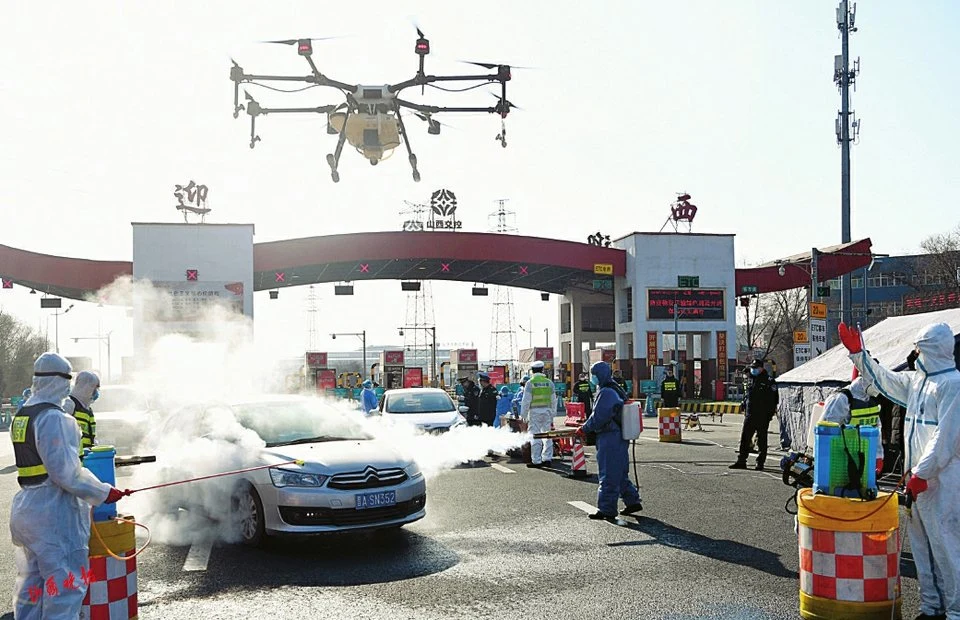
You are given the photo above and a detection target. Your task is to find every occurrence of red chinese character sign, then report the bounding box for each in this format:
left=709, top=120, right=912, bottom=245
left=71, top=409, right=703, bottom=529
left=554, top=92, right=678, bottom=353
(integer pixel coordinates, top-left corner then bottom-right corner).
left=647, top=289, right=725, bottom=321
left=383, top=350, right=404, bottom=366
left=305, top=352, right=327, bottom=368
left=457, top=349, right=478, bottom=364
left=316, top=370, right=336, bottom=391
left=716, top=331, right=728, bottom=401
left=533, top=347, right=553, bottom=362
left=487, top=367, right=505, bottom=385
left=403, top=368, right=423, bottom=388
left=646, top=332, right=658, bottom=368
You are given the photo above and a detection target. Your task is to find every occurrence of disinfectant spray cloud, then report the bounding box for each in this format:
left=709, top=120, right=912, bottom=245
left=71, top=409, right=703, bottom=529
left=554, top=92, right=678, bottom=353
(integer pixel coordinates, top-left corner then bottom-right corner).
left=98, top=277, right=530, bottom=546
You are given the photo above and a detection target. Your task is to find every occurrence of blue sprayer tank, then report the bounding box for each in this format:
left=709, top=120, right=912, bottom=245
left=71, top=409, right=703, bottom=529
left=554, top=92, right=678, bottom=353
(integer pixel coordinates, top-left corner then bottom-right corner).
left=812, top=423, right=879, bottom=499
left=83, top=445, right=117, bottom=521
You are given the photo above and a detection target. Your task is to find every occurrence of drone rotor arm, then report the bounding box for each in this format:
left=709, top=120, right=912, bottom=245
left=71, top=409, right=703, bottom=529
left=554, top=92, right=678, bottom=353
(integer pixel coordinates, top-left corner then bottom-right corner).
left=396, top=99, right=496, bottom=115
left=389, top=72, right=499, bottom=94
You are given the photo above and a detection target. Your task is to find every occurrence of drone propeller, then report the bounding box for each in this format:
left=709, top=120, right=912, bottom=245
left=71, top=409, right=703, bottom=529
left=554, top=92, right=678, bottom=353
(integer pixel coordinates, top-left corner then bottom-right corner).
left=262, top=37, right=340, bottom=45
left=413, top=112, right=456, bottom=129
left=462, top=60, right=536, bottom=70
left=490, top=92, right=522, bottom=112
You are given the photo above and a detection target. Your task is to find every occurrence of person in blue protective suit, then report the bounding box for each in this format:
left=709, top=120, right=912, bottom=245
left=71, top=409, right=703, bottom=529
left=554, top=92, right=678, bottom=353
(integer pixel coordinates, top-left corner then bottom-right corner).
left=494, top=386, right=512, bottom=428
left=511, top=375, right=529, bottom=417
left=578, top=361, right=643, bottom=521
left=360, top=380, right=379, bottom=414
left=840, top=322, right=960, bottom=620
left=16, top=388, right=31, bottom=413
left=10, top=353, right=127, bottom=619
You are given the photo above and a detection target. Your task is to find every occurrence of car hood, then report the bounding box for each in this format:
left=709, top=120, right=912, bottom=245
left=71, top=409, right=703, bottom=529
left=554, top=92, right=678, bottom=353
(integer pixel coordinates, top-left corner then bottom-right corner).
left=383, top=410, right=461, bottom=429
left=261, top=440, right=411, bottom=474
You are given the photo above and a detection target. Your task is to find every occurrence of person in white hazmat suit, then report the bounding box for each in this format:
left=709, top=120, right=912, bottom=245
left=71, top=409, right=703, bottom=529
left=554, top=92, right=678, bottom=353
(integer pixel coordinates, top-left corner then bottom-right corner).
left=839, top=322, right=960, bottom=620
left=9, top=353, right=126, bottom=619
left=519, top=361, right=557, bottom=468
left=63, top=370, right=100, bottom=451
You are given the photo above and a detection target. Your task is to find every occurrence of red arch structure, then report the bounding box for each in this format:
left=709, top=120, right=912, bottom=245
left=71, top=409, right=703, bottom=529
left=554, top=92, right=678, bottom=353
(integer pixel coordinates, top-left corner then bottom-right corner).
left=0, top=233, right=872, bottom=301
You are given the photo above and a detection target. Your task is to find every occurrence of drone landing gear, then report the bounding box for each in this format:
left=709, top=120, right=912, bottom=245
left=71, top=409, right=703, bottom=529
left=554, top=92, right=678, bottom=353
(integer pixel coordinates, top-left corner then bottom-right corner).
left=326, top=121, right=350, bottom=183
left=496, top=119, right=507, bottom=148
left=394, top=107, right=421, bottom=182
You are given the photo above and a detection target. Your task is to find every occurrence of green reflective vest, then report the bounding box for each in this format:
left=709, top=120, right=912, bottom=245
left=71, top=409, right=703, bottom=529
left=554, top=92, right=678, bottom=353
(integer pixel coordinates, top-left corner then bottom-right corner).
left=841, top=389, right=881, bottom=427
left=528, top=373, right=554, bottom=408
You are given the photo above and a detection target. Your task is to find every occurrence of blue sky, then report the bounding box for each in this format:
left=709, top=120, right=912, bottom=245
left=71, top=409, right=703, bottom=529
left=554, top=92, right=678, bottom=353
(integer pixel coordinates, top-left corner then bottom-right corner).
left=1, top=1, right=958, bottom=373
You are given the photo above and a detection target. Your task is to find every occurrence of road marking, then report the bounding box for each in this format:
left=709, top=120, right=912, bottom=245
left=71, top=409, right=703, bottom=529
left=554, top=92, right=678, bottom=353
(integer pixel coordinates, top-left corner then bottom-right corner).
left=567, top=500, right=598, bottom=514
left=182, top=542, right=212, bottom=572
left=490, top=463, right=515, bottom=474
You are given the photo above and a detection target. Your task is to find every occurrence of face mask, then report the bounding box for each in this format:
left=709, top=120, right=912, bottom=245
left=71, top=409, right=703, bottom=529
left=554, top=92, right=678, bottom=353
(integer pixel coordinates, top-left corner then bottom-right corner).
left=750, top=368, right=761, bottom=376
left=92, top=388, right=100, bottom=402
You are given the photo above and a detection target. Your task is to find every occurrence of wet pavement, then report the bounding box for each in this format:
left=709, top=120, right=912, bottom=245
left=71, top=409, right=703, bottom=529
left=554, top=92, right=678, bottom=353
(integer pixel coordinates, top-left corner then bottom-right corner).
left=0, top=416, right=922, bottom=619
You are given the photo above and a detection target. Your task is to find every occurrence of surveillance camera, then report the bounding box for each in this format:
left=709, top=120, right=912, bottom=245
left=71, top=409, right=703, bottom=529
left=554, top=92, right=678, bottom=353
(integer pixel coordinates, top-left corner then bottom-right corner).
left=331, top=334, right=336, bottom=339
left=778, top=266, right=786, bottom=277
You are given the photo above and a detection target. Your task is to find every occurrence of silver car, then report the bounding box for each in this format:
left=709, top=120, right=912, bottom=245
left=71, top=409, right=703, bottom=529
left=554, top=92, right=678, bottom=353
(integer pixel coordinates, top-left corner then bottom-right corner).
left=148, top=396, right=426, bottom=545
left=378, top=388, right=467, bottom=433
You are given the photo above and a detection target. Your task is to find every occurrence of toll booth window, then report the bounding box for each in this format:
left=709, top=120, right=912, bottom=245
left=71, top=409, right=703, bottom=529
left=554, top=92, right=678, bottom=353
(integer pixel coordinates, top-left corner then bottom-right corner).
left=386, top=392, right=455, bottom=414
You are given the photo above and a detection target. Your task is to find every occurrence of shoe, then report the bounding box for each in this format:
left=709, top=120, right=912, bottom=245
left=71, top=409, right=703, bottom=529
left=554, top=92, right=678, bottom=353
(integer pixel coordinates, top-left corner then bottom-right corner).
left=913, top=614, right=946, bottom=620
left=620, top=503, right=643, bottom=516
left=729, top=462, right=748, bottom=470
left=755, top=463, right=765, bottom=471
left=542, top=460, right=553, bottom=467
left=588, top=511, right=617, bottom=522
left=526, top=462, right=542, bottom=469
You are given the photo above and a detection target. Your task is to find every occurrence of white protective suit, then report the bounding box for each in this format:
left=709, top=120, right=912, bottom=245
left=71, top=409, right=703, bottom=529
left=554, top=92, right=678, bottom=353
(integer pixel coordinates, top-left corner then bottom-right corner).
left=10, top=353, right=112, bottom=619
left=519, top=372, right=558, bottom=464
left=817, top=376, right=884, bottom=460
left=853, top=323, right=960, bottom=619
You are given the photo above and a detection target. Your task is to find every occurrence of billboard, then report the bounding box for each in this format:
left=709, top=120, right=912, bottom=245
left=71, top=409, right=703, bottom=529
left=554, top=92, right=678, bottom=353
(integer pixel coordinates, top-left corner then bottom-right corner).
left=316, top=369, right=337, bottom=391
left=305, top=352, right=328, bottom=368
left=456, top=349, right=478, bottom=364
left=403, top=367, right=424, bottom=388
left=648, top=289, right=725, bottom=320
left=382, top=350, right=405, bottom=366
left=903, top=289, right=960, bottom=315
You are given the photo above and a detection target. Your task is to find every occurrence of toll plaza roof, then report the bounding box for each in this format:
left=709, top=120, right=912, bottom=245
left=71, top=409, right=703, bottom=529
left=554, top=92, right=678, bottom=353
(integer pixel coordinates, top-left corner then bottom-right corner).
left=0, top=231, right=627, bottom=300
left=0, top=233, right=873, bottom=301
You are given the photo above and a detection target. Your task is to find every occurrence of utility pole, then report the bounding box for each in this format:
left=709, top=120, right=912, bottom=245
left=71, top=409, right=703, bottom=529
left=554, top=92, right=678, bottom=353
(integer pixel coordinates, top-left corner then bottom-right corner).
left=835, top=1, right=861, bottom=325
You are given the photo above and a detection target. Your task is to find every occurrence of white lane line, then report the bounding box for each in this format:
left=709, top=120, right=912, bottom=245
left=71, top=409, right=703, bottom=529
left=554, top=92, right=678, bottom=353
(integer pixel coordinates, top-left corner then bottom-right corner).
left=490, top=463, right=515, bottom=474
left=567, top=500, right=598, bottom=514
left=182, top=542, right=212, bottom=572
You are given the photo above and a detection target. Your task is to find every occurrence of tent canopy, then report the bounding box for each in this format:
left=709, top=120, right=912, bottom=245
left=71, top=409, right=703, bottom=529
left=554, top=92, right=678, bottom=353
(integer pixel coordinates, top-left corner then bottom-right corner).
left=777, top=308, right=960, bottom=386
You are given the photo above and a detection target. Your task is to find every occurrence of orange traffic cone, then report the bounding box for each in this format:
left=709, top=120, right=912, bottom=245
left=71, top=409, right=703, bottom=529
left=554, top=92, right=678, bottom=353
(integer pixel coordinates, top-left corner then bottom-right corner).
left=569, top=435, right=588, bottom=478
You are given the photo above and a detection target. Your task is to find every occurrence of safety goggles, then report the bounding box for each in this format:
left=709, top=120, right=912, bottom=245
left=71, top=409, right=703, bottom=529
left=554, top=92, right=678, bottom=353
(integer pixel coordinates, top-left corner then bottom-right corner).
left=34, top=371, right=72, bottom=380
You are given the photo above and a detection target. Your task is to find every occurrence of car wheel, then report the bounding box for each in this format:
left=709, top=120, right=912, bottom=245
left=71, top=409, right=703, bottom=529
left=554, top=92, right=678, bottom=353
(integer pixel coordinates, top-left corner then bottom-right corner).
left=232, top=482, right=266, bottom=547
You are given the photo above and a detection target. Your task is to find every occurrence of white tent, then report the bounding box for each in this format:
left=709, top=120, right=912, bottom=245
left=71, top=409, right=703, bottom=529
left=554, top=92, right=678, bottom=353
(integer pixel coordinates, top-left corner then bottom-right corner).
left=778, top=308, right=960, bottom=454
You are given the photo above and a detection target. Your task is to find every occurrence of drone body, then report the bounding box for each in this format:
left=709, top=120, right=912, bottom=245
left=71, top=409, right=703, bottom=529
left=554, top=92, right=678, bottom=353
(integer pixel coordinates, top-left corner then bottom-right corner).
left=229, top=32, right=518, bottom=182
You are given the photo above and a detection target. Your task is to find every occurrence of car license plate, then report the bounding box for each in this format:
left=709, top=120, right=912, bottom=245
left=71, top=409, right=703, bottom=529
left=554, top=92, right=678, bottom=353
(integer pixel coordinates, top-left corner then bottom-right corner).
left=355, top=490, right=397, bottom=510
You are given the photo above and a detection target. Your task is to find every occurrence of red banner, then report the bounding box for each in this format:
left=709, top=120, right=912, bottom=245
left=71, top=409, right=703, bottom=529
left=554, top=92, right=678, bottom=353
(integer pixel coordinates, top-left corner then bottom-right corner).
left=716, top=331, right=728, bottom=401
left=488, top=368, right=505, bottom=385
left=403, top=367, right=423, bottom=388
left=534, top=347, right=553, bottom=362
left=305, top=352, right=327, bottom=368
left=383, top=350, right=404, bottom=365
left=457, top=349, right=478, bottom=364
left=316, top=369, right=337, bottom=391
left=646, top=332, right=658, bottom=367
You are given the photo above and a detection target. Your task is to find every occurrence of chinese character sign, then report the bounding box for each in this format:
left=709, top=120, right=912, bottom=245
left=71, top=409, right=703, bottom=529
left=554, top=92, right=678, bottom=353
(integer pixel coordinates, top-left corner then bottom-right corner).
left=646, top=331, right=658, bottom=368
left=647, top=289, right=725, bottom=321
left=809, top=319, right=828, bottom=357
left=716, top=331, right=728, bottom=400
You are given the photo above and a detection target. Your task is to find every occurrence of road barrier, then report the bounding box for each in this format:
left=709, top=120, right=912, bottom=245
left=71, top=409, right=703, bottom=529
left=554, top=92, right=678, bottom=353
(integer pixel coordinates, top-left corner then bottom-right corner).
left=564, top=402, right=586, bottom=427
left=85, top=515, right=139, bottom=620
left=569, top=435, right=587, bottom=478
left=796, top=489, right=901, bottom=619
left=657, top=408, right=682, bottom=443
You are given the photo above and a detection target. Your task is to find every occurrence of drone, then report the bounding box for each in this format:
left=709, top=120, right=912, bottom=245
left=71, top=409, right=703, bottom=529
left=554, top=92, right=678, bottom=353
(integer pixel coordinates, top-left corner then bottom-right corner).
left=229, top=30, right=519, bottom=182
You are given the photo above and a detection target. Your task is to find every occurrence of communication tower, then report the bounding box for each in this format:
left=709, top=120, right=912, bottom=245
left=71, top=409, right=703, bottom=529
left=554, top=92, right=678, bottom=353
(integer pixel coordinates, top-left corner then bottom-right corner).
left=306, top=285, right=319, bottom=350
left=835, top=0, right=861, bottom=324
left=399, top=198, right=436, bottom=374
left=488, top=199, right=519, bottom=375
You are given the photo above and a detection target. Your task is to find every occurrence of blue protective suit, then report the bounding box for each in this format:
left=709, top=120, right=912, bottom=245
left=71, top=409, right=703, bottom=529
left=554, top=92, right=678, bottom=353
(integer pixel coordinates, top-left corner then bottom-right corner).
left=511, top=385, right=525, bottom=416
left=495, top=387, right=512, bottom=428
left=853, top=323, right=960, bottom=618
left=361, top=387, right=379, bottom=414
left=582, top=362, right=641, bottom=517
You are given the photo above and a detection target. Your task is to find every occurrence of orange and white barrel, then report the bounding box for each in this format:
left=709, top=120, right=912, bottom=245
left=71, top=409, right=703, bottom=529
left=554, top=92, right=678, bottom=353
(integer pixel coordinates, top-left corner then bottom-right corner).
left=657, top=408, right=682, bottom=443
left=569, top=436, right=588, bottom=478
left=83, top=515, right=138, bottom=620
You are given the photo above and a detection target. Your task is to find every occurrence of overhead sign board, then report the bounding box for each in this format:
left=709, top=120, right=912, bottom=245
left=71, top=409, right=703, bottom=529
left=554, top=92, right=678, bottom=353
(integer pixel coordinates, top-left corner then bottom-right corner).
left=383, top=350, right=405, bottom=366
left=740, top=285, right=759, bottom=295
left=809, top=302, right=828, bottom=320
left=793, top=331, right=809, bottom=344
left=593, top=263, right=614, bottom=276
left=677, top=275, right=699, bottom=288
left=647, top=289, right=725, bottom=321
left=903, top=289, right=960, bottom=315
left=40, top=297, right=62, bottom=309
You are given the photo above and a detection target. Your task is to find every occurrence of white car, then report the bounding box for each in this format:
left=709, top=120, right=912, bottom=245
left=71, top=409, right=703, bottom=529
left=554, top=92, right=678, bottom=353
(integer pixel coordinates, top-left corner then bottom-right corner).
left=377, top=388, right=467, bottom=434
left=91, top=385, right=154, bottom=455
left=146, top=395, right=427, bottom=545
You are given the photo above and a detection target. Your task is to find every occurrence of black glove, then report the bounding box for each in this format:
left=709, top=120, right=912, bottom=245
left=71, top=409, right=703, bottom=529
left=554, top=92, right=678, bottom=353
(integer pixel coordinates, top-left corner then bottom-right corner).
left=906, top=349, right=919, bottom=371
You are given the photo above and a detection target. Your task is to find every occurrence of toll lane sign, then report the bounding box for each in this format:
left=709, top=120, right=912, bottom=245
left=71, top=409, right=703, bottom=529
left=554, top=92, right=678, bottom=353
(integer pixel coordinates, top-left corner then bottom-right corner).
left=593, top=263, right=613, bottom=275
left=810, top=319, right=828, bottom=357
left=809, top=302, right=827, bottom=320
left=793, top=331, right=809, bottom=344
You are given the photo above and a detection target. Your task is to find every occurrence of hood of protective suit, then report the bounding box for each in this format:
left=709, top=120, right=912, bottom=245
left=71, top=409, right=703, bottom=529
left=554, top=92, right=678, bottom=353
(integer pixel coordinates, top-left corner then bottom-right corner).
left=70, top=370, right=100, bottom=406
left=25, top=352, right=72, bottom=407
left=499, top=386, right=510, bottom=397
left=914, top=322, right=957, bottom=375
left=590, top=361, right=612, bottom=385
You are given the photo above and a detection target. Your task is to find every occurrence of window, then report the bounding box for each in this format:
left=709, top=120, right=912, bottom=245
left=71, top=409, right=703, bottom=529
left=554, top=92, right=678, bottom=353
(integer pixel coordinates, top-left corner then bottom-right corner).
left=828, top=278, right=841, bottom=289
left=852, top=277, right=863, bottom=289
left=560, top=303, right=571, bottom=334
left=620, top=287, right=633, bottom=323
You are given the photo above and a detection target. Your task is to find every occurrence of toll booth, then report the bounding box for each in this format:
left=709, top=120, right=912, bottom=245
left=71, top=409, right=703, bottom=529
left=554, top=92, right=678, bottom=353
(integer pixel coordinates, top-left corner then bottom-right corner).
left=520, top=347, right=554, bottom=378
left=304, top=352, right=335, bottom=393
left=380, top=350, right=405, bottom=390
left=449, top=349, right=479, bottom=382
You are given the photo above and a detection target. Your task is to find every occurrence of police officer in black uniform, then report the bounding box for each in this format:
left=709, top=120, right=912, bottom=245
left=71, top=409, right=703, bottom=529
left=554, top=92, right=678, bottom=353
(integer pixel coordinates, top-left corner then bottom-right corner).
left=660, top=365, right=681, bottom=408
left=476, top=372, right=498, bottom=426
left=730, top=359, right=779, bottom=470
left=572, top=373, right=594, bottom=415
left=458, top=376, right=481, bottom=426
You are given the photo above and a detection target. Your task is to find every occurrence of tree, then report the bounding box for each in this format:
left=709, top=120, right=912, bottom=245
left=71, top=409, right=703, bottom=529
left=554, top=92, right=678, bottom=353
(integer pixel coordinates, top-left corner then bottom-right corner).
left=0, top=310, right=50, bottom=398
left=916, top=224, right=960, bottom=292
left=737, top=289, right=809, bottom=371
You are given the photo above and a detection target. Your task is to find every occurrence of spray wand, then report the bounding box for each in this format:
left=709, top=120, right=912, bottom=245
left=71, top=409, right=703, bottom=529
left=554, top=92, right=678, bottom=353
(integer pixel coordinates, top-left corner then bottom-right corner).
left=125, top=459, right=305, bottom=495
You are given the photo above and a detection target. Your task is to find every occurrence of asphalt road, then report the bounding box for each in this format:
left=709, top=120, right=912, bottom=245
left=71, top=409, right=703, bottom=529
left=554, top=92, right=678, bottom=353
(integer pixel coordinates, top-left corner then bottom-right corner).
left=0, top=414, right=922, bottom=620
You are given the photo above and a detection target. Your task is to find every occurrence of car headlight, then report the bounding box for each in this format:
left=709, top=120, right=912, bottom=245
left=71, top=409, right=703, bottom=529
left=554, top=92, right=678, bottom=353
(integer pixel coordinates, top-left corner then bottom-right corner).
left=269, top=468, right=328, bottom=488
left=452, top=415, right=467, bottom=428
left=404, top=461, right=422, bottom=478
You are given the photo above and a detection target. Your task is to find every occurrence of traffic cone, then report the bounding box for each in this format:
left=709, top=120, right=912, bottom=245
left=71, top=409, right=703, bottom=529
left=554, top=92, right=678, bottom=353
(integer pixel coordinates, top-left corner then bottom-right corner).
left=569, top=435, right=588, bottom=478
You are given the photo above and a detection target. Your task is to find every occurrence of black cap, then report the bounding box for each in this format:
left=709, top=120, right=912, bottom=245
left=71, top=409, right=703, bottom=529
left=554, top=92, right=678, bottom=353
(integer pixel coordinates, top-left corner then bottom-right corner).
left=750, top=359, right=765, bottom=369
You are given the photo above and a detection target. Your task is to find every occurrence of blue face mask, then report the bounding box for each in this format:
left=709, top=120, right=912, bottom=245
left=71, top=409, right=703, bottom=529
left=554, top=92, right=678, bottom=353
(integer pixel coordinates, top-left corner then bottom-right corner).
left=92, top=388, right=100, bottom=402
left=750, top=368, right=761, bottom=377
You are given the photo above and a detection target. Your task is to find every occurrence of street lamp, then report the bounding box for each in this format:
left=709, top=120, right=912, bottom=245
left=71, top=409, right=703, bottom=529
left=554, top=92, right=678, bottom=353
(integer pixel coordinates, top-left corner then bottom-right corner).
left=398, top=326, right=437, bottom=387
left=53, top=304, right=75, bottom=354
left=331, top=331, right=367, bottom=379
left=73, top=332, right=113, bottom=382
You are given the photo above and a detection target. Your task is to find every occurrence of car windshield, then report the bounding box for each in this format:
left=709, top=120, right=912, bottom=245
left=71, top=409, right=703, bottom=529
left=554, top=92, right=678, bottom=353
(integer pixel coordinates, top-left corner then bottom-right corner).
left=385, top=392, right=455, bottom=414
left=95, top=387, right=149, bottom=412
left=232, top=400, right=372, bottom=447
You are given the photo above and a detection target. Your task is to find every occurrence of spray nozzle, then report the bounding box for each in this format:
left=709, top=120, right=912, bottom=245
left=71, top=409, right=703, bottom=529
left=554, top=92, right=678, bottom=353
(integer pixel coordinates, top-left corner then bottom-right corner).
left=294, top=459, right=305, bottom=466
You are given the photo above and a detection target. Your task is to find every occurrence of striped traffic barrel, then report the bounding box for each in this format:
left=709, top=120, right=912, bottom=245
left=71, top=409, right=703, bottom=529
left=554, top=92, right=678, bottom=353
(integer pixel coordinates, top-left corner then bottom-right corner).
left=657, top=408, right=682, bottom=442
left=796, top=489, right=901, bottom=619
left=84, top=514, right=139, bottom=620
